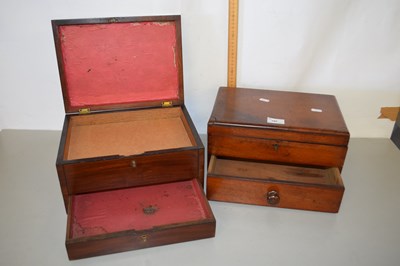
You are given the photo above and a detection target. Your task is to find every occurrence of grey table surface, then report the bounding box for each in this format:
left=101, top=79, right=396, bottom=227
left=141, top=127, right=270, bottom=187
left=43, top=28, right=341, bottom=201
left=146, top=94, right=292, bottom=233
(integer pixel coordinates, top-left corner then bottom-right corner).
left=1, top=129, right=399, bottom=266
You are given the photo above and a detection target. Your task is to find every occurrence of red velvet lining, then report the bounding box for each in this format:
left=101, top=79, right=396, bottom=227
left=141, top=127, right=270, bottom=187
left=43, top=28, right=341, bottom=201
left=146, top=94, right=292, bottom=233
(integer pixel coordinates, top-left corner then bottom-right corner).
left=59, top=22, right=179, bottom=108
left=69, top=180, right=210, bottom=239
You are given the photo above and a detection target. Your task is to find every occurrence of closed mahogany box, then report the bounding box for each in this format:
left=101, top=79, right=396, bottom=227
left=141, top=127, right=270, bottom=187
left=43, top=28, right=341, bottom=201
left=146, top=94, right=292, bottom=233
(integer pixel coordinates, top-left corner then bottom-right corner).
left=207, top=87, right=350, bottom=213
left=52, top=16, right=215, bottom=259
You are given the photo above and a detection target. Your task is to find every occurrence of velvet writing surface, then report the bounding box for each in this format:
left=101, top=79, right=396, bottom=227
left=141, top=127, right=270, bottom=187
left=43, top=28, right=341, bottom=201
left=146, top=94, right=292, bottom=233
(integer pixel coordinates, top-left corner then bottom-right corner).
left=59, top=22, right=179, bottom=108
left=70, top=180, right=210, bottom=239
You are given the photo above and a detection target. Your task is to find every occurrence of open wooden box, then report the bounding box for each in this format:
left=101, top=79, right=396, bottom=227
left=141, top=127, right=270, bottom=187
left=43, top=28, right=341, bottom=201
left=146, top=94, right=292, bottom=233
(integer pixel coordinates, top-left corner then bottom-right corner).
left=207, top=87, right=350, bottom=212
left=52, top=15, right=214, bottom=259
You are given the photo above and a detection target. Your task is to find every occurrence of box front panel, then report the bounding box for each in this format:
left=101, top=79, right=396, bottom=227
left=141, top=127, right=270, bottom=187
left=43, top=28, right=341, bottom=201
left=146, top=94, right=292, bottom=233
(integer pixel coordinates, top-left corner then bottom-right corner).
left=208, top=133, right=347, bottom=169
left=64, top=149, right=201, bottom=194
left=208, top=123, right=349, bottom=146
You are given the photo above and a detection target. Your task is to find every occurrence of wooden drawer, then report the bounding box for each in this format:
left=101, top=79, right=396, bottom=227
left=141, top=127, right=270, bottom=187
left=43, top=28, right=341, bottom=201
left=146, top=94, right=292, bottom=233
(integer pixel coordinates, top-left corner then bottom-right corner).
left=66, top=179, right=215, bottom=260
left=207, top=156, right=344, bottom=213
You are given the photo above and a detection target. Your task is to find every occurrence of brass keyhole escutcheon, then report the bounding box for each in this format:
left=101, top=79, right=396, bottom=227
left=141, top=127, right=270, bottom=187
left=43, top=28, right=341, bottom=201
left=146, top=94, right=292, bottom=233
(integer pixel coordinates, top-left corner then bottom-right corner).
left=143, top=205, right=158, bottom=215
left=273, top=143, right=279, bottom=151
left=140, top=235, right=148, bottom=242
left=131, top=160, right=136, bottom=168
left=266, top=190, right=280, bottom=205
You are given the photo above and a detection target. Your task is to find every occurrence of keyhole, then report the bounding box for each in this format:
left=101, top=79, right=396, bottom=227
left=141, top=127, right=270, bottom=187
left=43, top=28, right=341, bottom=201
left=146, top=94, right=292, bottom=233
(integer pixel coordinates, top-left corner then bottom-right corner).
left=273, top=143, right=279, bottom=151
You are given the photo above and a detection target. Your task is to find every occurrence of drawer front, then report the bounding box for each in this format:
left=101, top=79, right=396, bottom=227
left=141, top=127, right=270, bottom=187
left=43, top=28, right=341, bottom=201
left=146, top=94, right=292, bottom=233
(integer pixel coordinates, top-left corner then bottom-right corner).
left=207, top=175, right=344, bottom=213
left=64, top=149, right=201, bottom=194
left=66, top=222, right=215, bottom=260
left=208, top=134, right=347, bottom=168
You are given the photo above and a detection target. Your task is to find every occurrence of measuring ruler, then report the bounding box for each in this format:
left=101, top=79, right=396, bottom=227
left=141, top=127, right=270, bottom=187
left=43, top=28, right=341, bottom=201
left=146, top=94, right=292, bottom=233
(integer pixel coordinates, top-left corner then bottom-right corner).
left=227, top=0, right=239, bottom=87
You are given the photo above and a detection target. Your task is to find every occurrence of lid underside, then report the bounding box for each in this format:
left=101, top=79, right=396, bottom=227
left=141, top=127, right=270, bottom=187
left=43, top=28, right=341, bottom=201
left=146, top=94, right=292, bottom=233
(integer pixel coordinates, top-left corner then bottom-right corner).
left=53, top=17, right=183, bottom=113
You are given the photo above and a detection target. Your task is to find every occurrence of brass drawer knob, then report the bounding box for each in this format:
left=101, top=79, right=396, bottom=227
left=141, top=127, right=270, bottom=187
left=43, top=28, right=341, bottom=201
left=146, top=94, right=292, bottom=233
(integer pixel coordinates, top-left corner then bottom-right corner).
left=267, top=190, right=280, bottom=205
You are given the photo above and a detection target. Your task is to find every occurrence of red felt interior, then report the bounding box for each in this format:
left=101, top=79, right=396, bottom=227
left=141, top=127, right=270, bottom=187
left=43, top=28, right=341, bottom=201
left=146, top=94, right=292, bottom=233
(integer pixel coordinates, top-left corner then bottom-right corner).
left=59, top=21, right=180, bottom=109
left=69, top=180, right=211, bottom=239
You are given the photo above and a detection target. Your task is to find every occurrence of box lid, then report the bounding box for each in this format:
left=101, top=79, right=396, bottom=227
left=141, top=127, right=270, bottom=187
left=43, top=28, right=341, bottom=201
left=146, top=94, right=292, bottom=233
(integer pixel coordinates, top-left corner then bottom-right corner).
left=52, top=16, right=184, bottom=114
left=209, top=87, right=349, bottom=136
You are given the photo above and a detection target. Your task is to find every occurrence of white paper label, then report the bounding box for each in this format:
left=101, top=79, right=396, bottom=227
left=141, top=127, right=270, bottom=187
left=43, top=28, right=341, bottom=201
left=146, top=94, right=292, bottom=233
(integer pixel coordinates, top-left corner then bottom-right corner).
left=259, top=98, right=270, bottom=103
left=267, top=117, right=285, bottom=125
left=311, top=108, right=323, bottom=113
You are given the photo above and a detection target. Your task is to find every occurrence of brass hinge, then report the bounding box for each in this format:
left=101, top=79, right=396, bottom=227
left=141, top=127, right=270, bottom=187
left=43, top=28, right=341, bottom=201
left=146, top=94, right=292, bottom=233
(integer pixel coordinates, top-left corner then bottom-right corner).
left=162, top=101, right=173, bottom=108
left=78, top=108, right=91, bottom=114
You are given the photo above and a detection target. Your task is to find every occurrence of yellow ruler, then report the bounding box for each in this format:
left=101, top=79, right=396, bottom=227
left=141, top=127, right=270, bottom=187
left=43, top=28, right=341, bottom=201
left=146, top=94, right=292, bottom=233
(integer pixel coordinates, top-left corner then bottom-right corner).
left=227, top=0, right=239, bottom=87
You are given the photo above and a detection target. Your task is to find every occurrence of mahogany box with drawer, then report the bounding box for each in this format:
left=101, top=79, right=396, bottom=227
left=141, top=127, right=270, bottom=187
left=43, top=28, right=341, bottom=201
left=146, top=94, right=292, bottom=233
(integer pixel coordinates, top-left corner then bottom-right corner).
left=52, top=15, right=215, bottom=260
left=207, top=87, right=350, bottom=213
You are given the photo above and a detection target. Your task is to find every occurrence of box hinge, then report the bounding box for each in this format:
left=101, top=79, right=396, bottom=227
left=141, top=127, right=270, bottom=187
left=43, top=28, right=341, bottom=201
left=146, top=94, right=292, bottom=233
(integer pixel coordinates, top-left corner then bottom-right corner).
left=162, top=101, right=173, bottom=108
left=78, top=108, right=91, bottom=115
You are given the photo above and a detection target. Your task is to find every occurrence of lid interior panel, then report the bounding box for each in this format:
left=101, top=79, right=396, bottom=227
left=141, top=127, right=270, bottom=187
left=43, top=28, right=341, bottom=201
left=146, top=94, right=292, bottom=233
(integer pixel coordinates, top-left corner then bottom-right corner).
left=54, top=17, right=183, bottom=112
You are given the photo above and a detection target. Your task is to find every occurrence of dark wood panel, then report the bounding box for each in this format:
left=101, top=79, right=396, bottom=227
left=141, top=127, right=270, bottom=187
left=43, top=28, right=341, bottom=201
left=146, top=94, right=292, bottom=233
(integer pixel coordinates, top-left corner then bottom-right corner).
left=391, top=112, right=400, bottom=150
left=208, top=134, right=347, bottom=168
left=208, top=124, right=349, bottom=146
left=56, top=164, right=68, bottom=211
left=66, top=222, right=215, bottom=260
left=63, top=149, right=200, bottom=195
left=181, top=105, right=205, bottom=186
